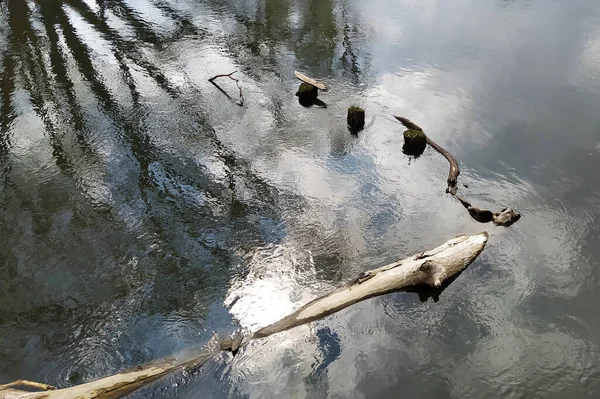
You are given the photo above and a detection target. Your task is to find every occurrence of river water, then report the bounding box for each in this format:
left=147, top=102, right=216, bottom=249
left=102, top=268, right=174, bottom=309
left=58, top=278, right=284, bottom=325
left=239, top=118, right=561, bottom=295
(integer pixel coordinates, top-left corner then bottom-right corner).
left=1, top=0, right=599, bottom=397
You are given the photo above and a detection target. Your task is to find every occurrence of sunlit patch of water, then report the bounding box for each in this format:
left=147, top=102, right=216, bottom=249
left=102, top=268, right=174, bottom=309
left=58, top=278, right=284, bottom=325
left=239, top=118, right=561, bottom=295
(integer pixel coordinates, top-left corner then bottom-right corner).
left=224, top=241, right=331, bottom=334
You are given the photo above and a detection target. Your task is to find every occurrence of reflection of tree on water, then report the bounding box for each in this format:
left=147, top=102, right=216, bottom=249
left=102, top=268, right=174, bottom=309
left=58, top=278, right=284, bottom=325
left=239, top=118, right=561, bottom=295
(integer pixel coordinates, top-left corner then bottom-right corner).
left=0, top=0, right=372, bottom=389
left=205, top=0, right=370, bottom=82
left=305, top=326, right=341, bottom=396
left=0, top=0, right=370, bottom=173
left=0, top=0, right=288, bottom=223
left=0, top=0, right=290, bottom=386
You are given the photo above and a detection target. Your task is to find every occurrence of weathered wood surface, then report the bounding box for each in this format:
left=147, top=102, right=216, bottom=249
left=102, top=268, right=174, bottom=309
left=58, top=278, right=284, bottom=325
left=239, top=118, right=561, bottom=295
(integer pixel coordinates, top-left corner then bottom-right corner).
left=0, top=349, right=217, bottom=399
left=252, top=232, right=488, bottom=338
left=294, top=71, right=326, bottom=90
left=1, top=232, right=488, bottom=399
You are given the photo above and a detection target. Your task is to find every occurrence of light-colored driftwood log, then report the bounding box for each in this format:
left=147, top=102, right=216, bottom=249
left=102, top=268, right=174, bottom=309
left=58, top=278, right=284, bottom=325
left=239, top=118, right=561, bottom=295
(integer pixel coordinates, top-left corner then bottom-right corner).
left=294, top=71, right=326, bottom=90
left=1, top=232, right=488, bottom=399
left=252, top=232, right=488, bottom=338
left=0, top=349, right=217, bottom=399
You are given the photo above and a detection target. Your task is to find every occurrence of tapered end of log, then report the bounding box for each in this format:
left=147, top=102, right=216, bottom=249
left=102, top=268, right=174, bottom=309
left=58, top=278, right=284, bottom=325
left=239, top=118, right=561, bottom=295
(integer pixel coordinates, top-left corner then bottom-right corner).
left=393, top=115, right=423, bottom=131
left=294, top=71, right=327, bottom=90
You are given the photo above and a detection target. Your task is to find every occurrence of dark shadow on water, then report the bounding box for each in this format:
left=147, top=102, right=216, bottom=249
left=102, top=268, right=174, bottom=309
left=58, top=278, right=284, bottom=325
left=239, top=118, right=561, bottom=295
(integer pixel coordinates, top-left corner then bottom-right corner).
left=404, top=270, right=466, bottom=303
left=297, top=96, right=328, bottom=108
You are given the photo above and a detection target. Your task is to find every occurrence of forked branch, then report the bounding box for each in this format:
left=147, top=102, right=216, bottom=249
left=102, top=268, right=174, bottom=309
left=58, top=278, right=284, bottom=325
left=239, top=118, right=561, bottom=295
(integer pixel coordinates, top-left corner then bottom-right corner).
left=208, top=71, right=244, bottom=106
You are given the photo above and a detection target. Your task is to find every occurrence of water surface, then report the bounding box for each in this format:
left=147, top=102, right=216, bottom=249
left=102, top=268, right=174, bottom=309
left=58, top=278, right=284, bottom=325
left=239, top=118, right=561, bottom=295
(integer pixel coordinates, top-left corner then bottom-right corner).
left=1, top=0, right=600, bottom=397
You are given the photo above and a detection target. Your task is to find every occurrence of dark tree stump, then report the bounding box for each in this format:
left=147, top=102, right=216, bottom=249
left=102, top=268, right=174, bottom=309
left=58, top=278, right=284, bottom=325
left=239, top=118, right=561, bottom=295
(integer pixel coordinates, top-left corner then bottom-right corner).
left=402, top=129, right=427, bottom=156
left=347, top=106, right=365, bottom=133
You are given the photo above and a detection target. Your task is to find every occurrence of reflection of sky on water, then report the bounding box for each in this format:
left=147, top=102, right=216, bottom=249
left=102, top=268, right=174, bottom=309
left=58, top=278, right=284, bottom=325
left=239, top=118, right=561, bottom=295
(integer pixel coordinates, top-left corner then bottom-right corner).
left=206, top=0, right=600, bottom=397
left=1, top=0, right=600, bottom=396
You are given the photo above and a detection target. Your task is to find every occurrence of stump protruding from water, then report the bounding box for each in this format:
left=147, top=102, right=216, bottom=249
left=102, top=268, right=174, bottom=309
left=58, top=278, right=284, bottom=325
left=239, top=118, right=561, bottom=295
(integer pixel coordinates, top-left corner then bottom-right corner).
left=347, top=106, right=365, bottom=133
left=296, top=83, right=318, bottom=99
left=296, top=83, right=320, bottom=107
left=402, top=128, right=427, bottom=156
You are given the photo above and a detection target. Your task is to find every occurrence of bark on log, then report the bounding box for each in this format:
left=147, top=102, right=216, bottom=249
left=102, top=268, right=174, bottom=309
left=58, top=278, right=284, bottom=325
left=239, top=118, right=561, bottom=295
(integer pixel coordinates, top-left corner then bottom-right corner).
left=294, top=71, right=327, bottom=90
left=1, top=233, right=488, bottom=399
left=252, top=232, right=488, bottom=338
left=0, top=349, right=217, bottom=399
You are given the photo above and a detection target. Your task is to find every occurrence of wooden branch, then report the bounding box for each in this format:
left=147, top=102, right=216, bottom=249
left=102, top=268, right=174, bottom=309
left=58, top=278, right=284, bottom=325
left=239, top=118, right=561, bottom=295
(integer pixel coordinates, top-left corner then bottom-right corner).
left=0, top=349, right=218, bottom=399
left=455, top=195, right=521, bottom=226
left=0, top=380, right=55, bottom=392
left=1, top=233, right=488, bottom=399
left=208, top=71, right=244, bottom=106
left=294, top=71, right=327, bottom=90
left=394, top=116, right=459, bottom=194
left=251, top=232, right=487, bottom=338
left=393, top=116, right=521, bottom=227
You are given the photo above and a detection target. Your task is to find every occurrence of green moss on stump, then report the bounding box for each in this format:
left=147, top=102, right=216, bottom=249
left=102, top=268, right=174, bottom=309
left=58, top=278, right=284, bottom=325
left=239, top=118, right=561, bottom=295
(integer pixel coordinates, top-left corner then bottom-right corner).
left=347, top=106, right=365, bottom=132
left=402, top=129, right=426, bottom=156
left=296, top=83, right=319, bottom=107
left=296, top=83, right=318, bottom=99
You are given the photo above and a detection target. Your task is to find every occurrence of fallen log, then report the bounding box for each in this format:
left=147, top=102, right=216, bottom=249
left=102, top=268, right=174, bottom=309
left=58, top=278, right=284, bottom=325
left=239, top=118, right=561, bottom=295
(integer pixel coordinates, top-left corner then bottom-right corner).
left=294, top=71, right=327, bottom=90
left=0, top=348, right=218, bottom=399
left=222, top=232, right=488, bottom=345
left=2, top=232, right=488, bottom=398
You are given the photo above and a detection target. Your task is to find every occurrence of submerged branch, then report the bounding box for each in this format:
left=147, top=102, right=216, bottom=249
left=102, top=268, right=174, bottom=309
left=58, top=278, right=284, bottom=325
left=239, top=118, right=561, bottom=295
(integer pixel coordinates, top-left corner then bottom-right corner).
left=208, top=71, right=244, bottom=106
left=394, top=116, right=459, bottom=194
left=455, top=195, right=521, bottom=227
left=393, top=115, right=521, bottom=226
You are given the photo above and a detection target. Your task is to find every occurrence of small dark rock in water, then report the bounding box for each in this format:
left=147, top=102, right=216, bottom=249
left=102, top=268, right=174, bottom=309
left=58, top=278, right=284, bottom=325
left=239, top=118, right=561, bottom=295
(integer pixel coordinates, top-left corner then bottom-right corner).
left=402, top=129, right=427, bottom=156
left=347, top=106, right=365, bottom=133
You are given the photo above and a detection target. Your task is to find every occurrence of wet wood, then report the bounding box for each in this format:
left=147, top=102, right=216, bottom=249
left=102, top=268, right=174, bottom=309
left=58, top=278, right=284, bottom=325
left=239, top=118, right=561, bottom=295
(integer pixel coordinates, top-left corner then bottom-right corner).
left=294, top=71, right=326, bottom=90
left=394, top=116, right=459, bottom=194
left=0, top=349, right=217, bottom=399
left=455, top=195, right=521, bottom=226
left=252, top=232, right=488, bottom=338
left=393, top=115, right=520, bottom=227
left=208, top=71, right=244, bottom=106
